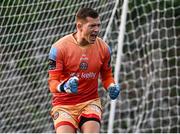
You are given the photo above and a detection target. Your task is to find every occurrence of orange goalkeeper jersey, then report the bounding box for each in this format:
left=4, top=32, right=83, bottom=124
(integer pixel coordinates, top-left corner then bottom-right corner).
left=48, top=33, right=115, bottom=106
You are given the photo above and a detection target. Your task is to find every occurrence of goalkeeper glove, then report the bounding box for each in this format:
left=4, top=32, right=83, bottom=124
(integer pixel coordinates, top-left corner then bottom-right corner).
left=57, top=76, right=79, bottom=93
left=108, top=83, right=120, bottom=100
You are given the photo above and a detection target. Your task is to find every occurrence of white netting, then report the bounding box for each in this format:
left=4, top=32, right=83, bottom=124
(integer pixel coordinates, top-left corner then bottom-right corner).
left=0, top=0, right=117, bottom=132
left=101, top=0, right=180, bottom=133
left=0, top=0, right=179, bottom=133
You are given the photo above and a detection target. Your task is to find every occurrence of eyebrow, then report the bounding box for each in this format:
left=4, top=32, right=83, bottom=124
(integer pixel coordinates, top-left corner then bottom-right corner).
left=90, top=23, right=101, bottom=26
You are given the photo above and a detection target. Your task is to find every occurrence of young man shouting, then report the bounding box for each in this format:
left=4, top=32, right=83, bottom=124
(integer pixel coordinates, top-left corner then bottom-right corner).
left=48, top=7, right=120, bottom=133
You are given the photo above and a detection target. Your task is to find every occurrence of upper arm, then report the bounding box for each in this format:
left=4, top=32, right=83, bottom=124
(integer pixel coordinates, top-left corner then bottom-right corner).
left=100, top=44, right=115, bottom=89
left=49, top=47, right=57, bottom=70
left=102, top=45, right=112, bottom=70
left=107, top=45, right=112, bottom=68
left=48, top=46, right=63, bottom=72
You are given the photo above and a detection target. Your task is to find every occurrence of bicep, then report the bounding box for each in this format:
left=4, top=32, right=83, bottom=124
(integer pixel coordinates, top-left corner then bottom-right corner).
left=48, top=47, right=63, bottom=71
left=49, top=47, right=57, bottom=70
left=100, top=45, right=115, bottom=89
left=102, top=45, right=112, bottom=71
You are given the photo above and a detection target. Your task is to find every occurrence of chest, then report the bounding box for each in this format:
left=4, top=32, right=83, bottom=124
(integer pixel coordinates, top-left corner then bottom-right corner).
left=63, top=44, right=104, bottom=73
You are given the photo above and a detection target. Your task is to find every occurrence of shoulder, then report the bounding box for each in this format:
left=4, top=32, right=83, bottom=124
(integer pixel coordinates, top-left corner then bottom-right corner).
left=96, top=37, right=107, bottom=45
left=49, top=34, right=74, bottom=58
left=52, top=34, right=74, bottom=48
left=96, top=37, right=111, bottom=54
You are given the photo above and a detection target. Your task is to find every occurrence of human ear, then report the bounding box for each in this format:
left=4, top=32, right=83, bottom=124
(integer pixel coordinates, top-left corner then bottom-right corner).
left=77, top=22, right=83, bottom=31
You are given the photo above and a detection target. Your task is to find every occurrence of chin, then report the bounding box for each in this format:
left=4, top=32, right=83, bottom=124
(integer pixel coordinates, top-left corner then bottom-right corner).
left=89, top=42, right=95, bottom=44
left=89, top=40, right=96, bottom=44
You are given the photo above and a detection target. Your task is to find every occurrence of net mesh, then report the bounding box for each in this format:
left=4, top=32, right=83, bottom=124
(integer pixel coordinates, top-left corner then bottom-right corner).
left=0, top=0, right=179, bottom=133
left=101, top=0, right=180, bottom=133
left=0, top=0, right=117, bottom=132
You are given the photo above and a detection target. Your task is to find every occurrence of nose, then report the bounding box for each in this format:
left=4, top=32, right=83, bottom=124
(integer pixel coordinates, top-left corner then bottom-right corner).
left=94, top=25, right=100, bottom=32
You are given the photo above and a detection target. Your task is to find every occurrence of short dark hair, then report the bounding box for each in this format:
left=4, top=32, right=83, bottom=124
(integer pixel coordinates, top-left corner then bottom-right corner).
left=76, top=8, right=99, bottom=21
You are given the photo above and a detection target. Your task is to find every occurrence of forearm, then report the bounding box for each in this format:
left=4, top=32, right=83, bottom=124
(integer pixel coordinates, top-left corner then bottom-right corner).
left=101, top=70, right=115, bottom=90
left=48, top=73, right=78, bottom=94
left=48, top=70, right=62, bottom=93
left=48, top=79, right=60, bottom=93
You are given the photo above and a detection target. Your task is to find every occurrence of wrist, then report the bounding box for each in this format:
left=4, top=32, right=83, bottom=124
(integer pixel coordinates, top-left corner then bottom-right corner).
left=107, top=83, right=115, bottom=90
left=57, top=81, right=65, bottom=92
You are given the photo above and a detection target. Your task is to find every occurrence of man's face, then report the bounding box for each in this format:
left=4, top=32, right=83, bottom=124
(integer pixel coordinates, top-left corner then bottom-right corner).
left=79, top=17, right=101, bottom=44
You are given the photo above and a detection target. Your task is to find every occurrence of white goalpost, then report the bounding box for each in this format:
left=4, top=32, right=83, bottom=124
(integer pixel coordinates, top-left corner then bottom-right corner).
left=0, top=0, right=179, bottom=133
left=107, top=0, right=129, bottom=133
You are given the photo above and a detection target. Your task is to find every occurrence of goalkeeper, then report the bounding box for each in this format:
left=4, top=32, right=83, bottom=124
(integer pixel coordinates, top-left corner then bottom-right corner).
left=48, top=7, right=120, bottom=133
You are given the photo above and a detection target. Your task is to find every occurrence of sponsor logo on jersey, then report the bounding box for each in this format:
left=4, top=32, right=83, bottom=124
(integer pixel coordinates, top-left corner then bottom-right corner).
left=81, top=72, right=96, bottom=79
left=70, top=72, right=96, bottom=79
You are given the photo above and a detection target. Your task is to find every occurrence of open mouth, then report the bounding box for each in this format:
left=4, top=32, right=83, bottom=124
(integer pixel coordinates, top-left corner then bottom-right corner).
left=90, top=33, right=98, bottom=41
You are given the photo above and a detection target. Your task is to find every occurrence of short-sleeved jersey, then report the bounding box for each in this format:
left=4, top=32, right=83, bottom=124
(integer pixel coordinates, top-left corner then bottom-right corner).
left=48, top=33, right=115, bottom=106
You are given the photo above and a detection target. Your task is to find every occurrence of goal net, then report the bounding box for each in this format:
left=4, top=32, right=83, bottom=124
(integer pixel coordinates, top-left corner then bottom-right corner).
left=101, top=0, right=180, bottom=133
left=0, top=0, right=179, bottom=133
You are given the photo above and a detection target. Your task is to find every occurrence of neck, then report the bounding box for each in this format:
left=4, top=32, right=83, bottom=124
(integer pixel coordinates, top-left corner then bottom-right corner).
left=74, top=32, right=89, bottom=46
